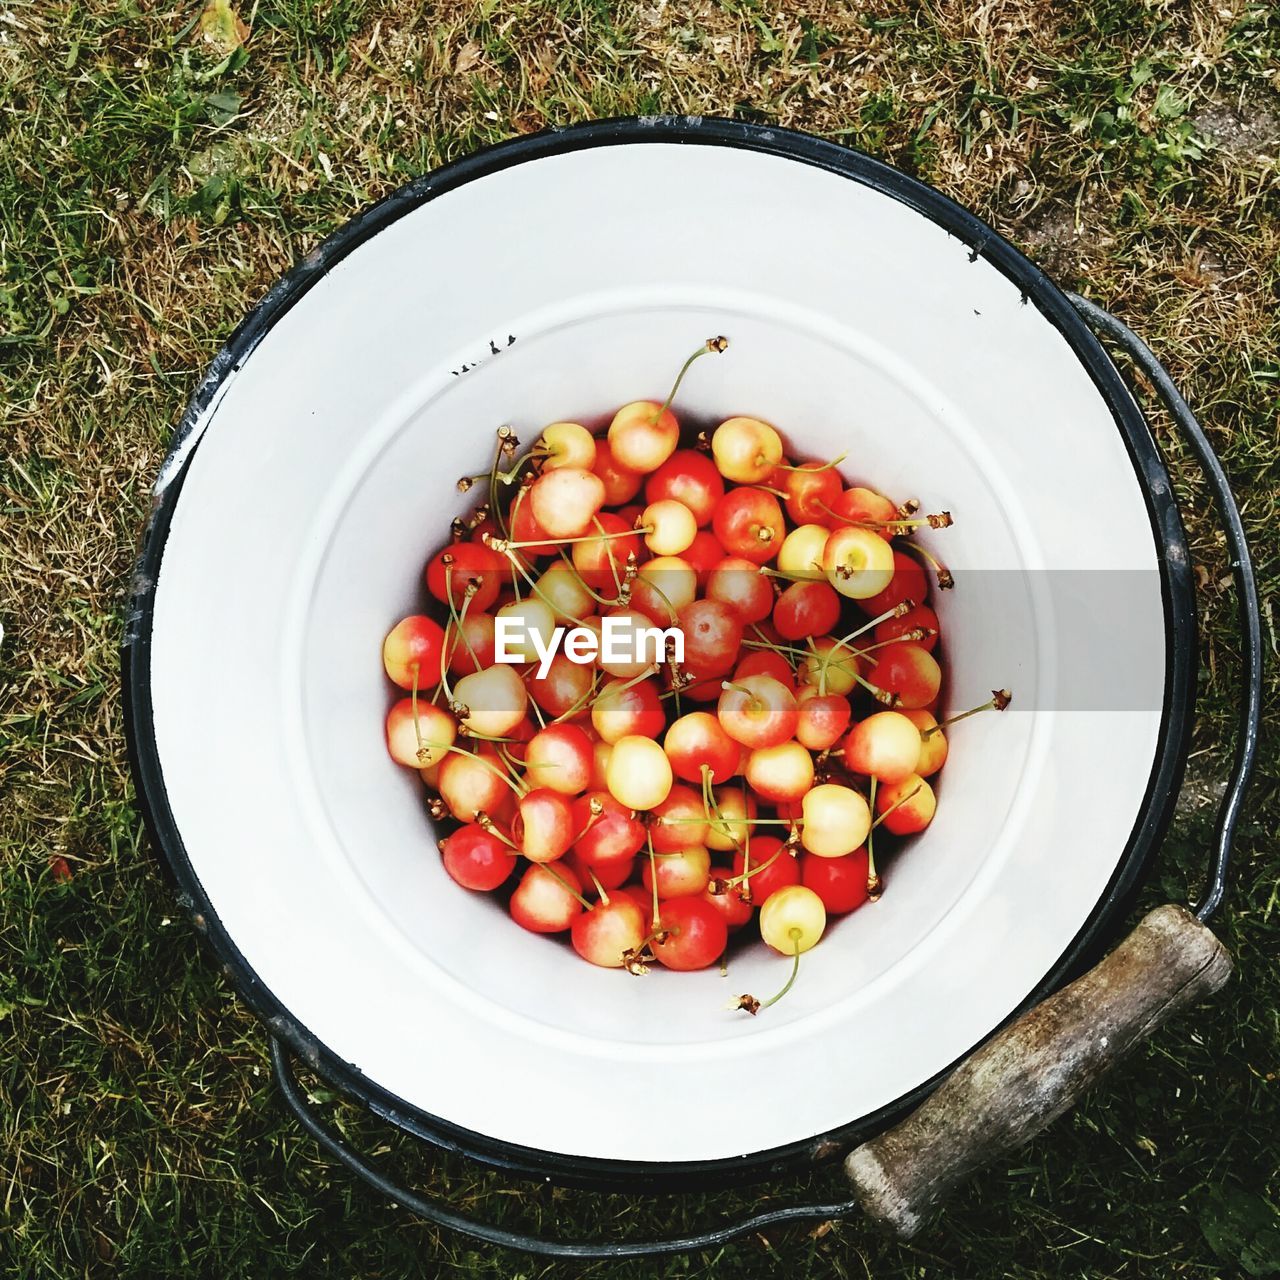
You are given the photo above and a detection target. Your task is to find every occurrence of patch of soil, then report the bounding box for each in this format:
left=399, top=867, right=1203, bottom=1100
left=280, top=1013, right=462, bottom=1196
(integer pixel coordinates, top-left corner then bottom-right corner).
left=1193, top=88, right=1280, bottom=163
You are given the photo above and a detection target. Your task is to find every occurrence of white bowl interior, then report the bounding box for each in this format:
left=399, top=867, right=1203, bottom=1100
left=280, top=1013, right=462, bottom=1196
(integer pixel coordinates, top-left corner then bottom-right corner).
left=147, top=139, right=1166, bottom=1164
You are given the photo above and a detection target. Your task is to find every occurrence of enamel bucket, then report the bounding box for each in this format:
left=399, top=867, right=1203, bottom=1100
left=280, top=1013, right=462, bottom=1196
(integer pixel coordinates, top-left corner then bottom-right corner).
left=125, top=119, right=1225, bottom=1213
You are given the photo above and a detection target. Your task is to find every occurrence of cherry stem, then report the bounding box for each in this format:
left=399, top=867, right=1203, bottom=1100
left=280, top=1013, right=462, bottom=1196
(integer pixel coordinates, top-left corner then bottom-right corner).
left=475, top=812, right=522, bottom=850
left=490, top=527, right=652, bottom=552
left=815, top=601, right=914, bottom=696
left=775, top=452, right=847, bottom=474
left=866, top=775, right=878, bottom=891
left=655, top=336, right=729, bottom=422
left=760, top=933, right=803, bottom=1009
left=758, top=564, right=825, bottom=583
left=900, top=540, right=955, bottom=590
left=646, top=830, right=663, bottom=930
left=586, top=868, right=610, bottom=905
left=535, top=859, right=593, bottom=910
left=922, top=690, right=1013, bottom=737
left=816, top=499, right=952, bottom=532
left=440, top=747, right=526, bottom=797
left=410, top=662, right=426, bottom=760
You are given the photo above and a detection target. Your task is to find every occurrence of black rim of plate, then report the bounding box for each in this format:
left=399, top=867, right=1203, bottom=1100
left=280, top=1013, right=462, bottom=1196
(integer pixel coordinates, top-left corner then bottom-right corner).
left=122, top=116, right=1197, bottom=1194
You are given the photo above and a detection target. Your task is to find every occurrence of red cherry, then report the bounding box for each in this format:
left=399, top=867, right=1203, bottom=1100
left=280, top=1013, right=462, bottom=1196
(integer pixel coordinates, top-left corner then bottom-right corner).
left=794, top=688, right=852, bottom=751
left=875, top=602, right=940, bottom=653
left=508, top=488, right=556, bottom=559
left=731, top=836, right=800, bottom=905
left=571, top=791, right=647, bottom=865
left=712, top=488, right=786, bottom=565
left=778, top=461, right=843, bottom=526
left=858, top=550, right=929, bottom=617
left=829, top=487, right=899, bottom=539
left=683, top=530, right=726, bottom=588
left=703, top=868, right=754, bottom=929
left=773, top=580, right=841, bottom=641
left=446, top=611, right=498, bottom=675
left=426, top=541, right=505, bottom=611
left=440, top=823, right=517, bottom=891
left=801, top=848, right=871, bottom=914
left=651, top=896, right=729, bottom=971
left=645, top=449, right=725, bottom=526
left=591, top=438, right=645, bottom=506
left=526, top=651, right=595, bottom=718
left=676, top=598, right=744, bottom=678
left=733, top=649, right=796, bottom=690
left=382, top=616, right=447, bottom=689
left=865, top=642, right=942, bottom=709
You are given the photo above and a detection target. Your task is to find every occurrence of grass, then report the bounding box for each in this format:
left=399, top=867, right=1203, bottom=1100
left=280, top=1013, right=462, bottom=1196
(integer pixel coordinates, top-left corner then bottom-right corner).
left=2, top=0, right=1278, bottom=1275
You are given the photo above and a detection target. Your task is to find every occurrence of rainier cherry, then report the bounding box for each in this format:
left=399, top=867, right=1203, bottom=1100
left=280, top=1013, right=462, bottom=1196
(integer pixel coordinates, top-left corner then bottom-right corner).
left=571, top=893, right=646, bottom=968
left=446, top=611, right=497, bottom=675
left=591, top=674, right=665, bottom=744
left=859, top=549, right=929, bottom=617
left=451, top=664, right=528, bottom=738
left=843, top=711, right=922, bottom=784
left=535, top=562, right=594, bottom=624
left=776, top=523, right=830, bottom=578
left=773, top=580, right=840, bottom=641
left=526, top=652, right=594, bottom=719
left=828, top=486, right=898, bottom=538
left=876, top=602, right=940, bottom=653
left=711, top=417, right=784, bottom=484
left=745, top=741, right=814, bottom=804
left=510, top=863, right=584, bottom=933
left=875, top=774, right=937, bottom=835
left=386, top=699, right=456, bottom=769
left=705, top=783, right=757, bottom=851
left=437, top=746, right=510, bottom=822
left=641, top=499, right=698, bottom=556
left=607, top=401, right=680, bottom=474
left=642, top=844, right=712, bottom=899
left=703, top=872, right=754, bottom=929
left=605, top=735, right=673, bottom=811
left=529, top=467, right=606, bottom=539
left=904, top=709, right=948, bottom=777
left=716, top=674, right=799, bottom=749
left=706, top=557, right=774, bottom=624
left=538, top=421, right=596, bottom=471
left=734, top=649, right=795, bottom=690
left=513, top=787, right=576, bottom=862
left=524, top=723, right=594, bottom=795
left=822, top=526, right=895, bottom=601
left=663, top=711, right=739, bottom=785
left=759, top=884, right=826, bottom=955
left=780, top=461, right=843, bottom=526
left=426, top=541, right=505, bottom=612
left=800, top=783, right=871, bottom=857
left=630, top=555, right=697, bottom=626
left=382, top=616, right=446, bottom=689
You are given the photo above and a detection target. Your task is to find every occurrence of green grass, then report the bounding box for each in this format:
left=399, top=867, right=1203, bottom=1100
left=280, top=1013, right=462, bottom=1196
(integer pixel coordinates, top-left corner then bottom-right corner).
left=2, top=0, right=1278, bottom=1276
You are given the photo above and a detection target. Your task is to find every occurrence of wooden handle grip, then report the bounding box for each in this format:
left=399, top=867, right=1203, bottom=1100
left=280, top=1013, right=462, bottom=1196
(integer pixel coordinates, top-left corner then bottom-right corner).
left=844, top=903, right=1231, bottom=1237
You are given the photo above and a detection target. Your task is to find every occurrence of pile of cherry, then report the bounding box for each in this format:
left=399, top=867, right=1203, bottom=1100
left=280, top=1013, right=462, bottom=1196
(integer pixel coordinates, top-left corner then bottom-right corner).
left=382, top=340, right=1008, bottom=1013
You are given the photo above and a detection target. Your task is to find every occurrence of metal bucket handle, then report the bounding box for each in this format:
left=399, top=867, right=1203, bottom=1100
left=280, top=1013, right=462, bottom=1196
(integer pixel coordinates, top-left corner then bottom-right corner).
left=269, top=296, right=1263, bottom=1257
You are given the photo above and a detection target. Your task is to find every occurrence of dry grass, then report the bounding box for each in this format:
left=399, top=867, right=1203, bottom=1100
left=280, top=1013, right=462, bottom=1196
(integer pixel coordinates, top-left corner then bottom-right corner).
left=2, top=0, right=1278, bottom=1276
